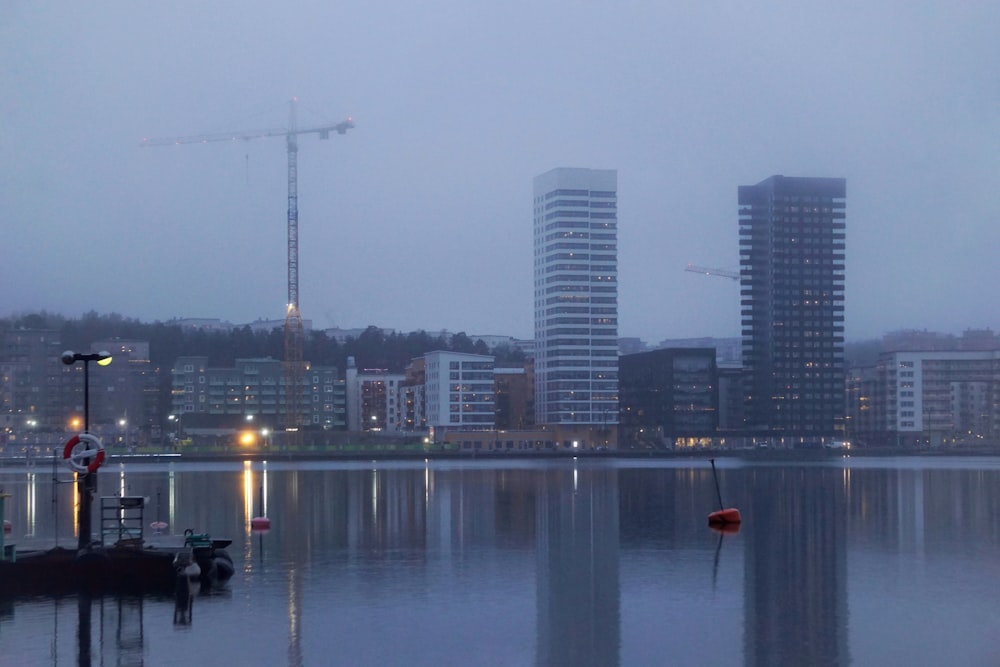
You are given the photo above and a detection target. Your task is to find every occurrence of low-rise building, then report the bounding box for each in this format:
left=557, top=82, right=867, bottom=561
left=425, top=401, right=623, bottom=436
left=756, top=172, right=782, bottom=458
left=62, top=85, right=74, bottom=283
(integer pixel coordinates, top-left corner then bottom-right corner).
left=619, top=348, right=718, bottom=448
left=345, top=364, right=406, bottom=433
left=424, top=351, right=496, bottom=436
left=874, top=350, right=1000, bottom=447
left=171, top=355, right=344, bottom=433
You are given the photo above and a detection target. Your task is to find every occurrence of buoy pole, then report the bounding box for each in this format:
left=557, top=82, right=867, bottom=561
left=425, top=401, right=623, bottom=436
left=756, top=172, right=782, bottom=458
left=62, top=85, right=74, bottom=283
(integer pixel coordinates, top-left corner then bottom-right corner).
left=251, top=482, right=271, bottom=531
left=710, top=458, right=725, bottom=511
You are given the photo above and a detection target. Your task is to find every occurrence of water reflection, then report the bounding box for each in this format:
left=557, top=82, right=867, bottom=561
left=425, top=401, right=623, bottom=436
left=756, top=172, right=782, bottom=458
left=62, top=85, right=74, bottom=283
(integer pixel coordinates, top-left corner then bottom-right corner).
left=739, top=467, right=849, bottom=666
left=4, top=459, right=1000, bottom=665
left=535, top=466, right=620, bottom=667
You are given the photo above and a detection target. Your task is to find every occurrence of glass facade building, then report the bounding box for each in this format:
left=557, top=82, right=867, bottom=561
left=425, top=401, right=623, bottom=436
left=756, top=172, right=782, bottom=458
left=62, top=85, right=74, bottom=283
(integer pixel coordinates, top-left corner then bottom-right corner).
left=533, top=168, right=619, bottom=426
left=738, top=175, right=846, bottom=439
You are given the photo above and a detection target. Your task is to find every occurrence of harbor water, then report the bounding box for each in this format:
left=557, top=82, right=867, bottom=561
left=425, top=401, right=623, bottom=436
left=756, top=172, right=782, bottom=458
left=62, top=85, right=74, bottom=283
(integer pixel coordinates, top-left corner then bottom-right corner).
left=2, top=455, right=1000, bottom=666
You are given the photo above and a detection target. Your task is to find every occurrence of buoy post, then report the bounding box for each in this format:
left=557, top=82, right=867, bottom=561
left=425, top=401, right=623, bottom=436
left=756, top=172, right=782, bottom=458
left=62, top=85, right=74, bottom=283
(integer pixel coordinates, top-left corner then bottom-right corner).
left=251, top=483, right=271, bottom=531
left=707, top=458, right=742, bottom=526
left=710, top=459, right=725, bottom=511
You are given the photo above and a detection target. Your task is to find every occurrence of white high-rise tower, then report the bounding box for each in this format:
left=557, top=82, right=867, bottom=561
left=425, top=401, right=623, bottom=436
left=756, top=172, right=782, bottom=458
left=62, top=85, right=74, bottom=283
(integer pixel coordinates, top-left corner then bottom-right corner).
left=533, top=167, right=619, bottom=426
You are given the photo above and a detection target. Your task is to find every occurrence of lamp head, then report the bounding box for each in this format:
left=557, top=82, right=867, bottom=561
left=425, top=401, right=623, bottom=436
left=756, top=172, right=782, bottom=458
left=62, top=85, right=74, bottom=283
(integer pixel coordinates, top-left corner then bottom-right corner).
left=62, top=350, right=76, bottom=365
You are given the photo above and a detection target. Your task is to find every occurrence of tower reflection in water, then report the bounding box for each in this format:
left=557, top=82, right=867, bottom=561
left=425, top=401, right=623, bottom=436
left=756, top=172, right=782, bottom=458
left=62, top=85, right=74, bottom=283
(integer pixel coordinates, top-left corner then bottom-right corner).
left=535, top=464, right=621, bottom=667
left=741, top=466, right=849, bottom=666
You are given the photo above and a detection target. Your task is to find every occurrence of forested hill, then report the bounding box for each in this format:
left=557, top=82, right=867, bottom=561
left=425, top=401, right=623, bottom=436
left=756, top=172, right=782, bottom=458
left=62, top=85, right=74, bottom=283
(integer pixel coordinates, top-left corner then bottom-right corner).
left=3, top=312, right=526, bottom=372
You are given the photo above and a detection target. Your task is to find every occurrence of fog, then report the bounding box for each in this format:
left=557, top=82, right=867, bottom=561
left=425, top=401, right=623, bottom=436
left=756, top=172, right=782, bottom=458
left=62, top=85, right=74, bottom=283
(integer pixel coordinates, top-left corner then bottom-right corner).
left=3, top=2, right=998, bottom=342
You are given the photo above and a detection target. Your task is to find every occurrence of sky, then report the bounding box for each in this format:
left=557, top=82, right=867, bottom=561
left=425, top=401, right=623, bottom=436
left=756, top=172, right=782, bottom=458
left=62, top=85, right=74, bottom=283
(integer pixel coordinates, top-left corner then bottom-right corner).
left=3, top=1, right=999, bottom=344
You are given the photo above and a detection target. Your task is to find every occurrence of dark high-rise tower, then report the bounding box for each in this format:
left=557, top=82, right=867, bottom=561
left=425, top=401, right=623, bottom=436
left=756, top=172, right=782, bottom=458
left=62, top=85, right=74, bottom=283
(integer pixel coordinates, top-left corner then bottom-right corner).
left=738, top=175, right=846, bottom=442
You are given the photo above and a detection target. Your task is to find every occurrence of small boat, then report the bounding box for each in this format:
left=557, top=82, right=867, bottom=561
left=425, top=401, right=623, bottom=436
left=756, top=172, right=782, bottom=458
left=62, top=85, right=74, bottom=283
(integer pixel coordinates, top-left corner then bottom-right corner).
left=182, top=529, right=234, bottom=587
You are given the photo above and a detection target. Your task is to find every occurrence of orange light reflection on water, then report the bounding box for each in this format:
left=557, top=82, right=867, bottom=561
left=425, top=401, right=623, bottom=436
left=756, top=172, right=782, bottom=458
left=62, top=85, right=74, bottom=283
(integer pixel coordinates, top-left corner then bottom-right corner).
left=243, top=461, right=254, bottom=533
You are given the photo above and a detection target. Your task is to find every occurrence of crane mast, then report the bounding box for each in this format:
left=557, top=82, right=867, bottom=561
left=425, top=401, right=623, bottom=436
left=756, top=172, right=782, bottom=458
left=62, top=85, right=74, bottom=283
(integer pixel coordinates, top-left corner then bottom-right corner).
left=143, top=99, right=354, bottom=443
left=284, top=100, right=304, bottom=441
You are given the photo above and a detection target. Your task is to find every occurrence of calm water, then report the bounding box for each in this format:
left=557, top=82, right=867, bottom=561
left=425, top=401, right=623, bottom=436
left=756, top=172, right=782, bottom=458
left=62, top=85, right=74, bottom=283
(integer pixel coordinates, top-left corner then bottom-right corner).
left=2, top=456, right=1000, bottom=666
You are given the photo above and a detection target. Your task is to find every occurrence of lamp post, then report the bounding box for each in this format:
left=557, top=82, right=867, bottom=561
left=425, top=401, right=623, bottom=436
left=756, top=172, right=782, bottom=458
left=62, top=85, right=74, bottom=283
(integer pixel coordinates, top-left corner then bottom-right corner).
left=62, top=350, right=112, bottom=551
left=168, top=413, right=184, bottom=447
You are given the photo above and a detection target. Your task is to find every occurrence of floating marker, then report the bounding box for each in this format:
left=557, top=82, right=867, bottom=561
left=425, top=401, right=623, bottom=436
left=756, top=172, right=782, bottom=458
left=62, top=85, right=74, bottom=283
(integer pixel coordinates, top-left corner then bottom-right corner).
left=707, top=458, right=742, bottom=526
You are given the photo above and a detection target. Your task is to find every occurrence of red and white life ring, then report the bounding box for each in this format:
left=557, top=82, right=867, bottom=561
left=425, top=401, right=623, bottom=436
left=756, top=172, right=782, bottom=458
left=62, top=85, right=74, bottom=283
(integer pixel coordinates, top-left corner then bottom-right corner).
left=63, top=433, right=105, bottom=474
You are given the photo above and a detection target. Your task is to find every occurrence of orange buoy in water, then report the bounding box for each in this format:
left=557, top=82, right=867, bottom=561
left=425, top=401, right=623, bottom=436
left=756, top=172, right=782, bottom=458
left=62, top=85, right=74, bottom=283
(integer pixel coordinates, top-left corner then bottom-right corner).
left=709, top=520, right=741, bottom=535
left=707, top=459, right=742, bottom=527
left=251, top=483, right=270, bottom=531
left=707, top=507, right=742, bottom=526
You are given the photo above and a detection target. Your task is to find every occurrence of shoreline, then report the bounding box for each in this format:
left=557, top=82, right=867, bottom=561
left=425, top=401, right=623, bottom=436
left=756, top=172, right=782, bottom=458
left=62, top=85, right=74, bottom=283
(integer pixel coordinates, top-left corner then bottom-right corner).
left=4, top=444, right=1000, bottom=467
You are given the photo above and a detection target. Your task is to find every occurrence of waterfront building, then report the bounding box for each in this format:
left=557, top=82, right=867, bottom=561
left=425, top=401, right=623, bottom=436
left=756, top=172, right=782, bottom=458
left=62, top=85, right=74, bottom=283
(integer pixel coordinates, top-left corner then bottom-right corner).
left=344, top=358, right=406, bottom=432
left=90, top=339, right=159, bottom=444
left=533, top=167, right=619, bottom=427
left=738, top=175, right=846, bottom=443
left=873, top=350, right=1000, bottom=447
left=619, top=348, right=718, bottom=448
left=494, top=363, right=534, bottom=430
left=1, top=332, right=160, bottom=447
left=845, top=364, right=877, bottom=443
left=171, top=356, right=344, bottom=434
left=424, top=350, right=495, bottom=435
left=399, top=357, right=427, bottom=433
left=1, top=328, right=64, bottom=439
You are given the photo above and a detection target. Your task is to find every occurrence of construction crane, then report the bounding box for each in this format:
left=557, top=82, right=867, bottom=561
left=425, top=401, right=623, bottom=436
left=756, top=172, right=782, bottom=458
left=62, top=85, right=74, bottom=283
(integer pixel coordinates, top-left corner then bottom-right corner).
left=142, top=99, right=354, bottom=442
left=685, top=263, right=739, bottom=281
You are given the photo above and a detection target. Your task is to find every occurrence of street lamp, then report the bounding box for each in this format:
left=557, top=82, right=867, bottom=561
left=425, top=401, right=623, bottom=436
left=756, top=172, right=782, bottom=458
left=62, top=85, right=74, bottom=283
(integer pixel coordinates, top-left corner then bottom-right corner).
left=62, top=351, right=112, bottom=433
left=168, top=413, right=184, bottom=442
left=61, top=349, right=112, bottom=551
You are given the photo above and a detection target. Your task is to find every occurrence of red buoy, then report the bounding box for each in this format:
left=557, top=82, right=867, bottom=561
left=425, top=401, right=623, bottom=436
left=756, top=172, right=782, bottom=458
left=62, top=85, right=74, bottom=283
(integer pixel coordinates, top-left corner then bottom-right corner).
left=251, top=483, right=270, bottom=532
left=3, top=519, right=11, bottom=533
left=707, top=459, right=742, bottom=527
left=709, top=520, right=741, bottom=535
left=708, top=508, right=742, bottom=526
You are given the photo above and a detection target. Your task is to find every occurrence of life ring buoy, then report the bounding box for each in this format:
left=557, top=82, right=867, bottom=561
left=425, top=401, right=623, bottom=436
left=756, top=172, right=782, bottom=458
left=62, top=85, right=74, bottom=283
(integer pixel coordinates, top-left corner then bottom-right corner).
left=63, top=433, right=105, bottom=474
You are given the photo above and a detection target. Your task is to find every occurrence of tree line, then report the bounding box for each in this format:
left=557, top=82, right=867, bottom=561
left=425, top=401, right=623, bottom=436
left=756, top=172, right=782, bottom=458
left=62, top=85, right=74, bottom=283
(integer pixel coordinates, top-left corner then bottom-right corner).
left=4, top=311, right=527, bottom=373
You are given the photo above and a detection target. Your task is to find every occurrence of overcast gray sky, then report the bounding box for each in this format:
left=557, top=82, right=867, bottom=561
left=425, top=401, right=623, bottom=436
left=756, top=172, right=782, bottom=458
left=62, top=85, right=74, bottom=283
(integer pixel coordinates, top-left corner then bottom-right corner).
left=3, top=1, right=999, bottom=343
